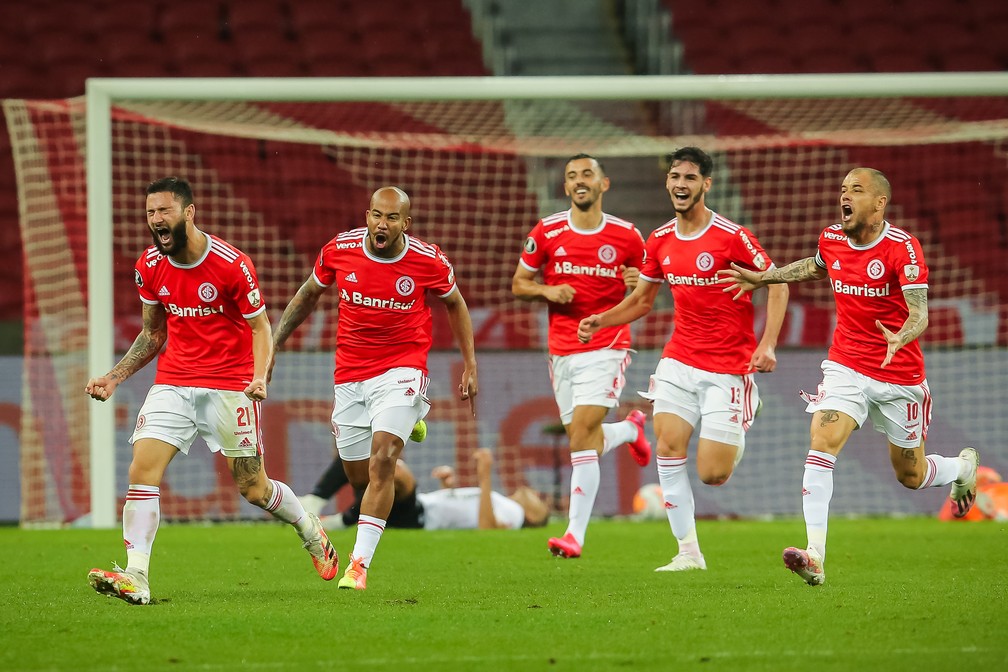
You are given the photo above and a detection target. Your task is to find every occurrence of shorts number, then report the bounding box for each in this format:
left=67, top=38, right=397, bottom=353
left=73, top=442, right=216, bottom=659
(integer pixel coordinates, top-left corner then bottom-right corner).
left=906, top=403, right=919, bottom=421
left=237, top=406, right=251, bottom=427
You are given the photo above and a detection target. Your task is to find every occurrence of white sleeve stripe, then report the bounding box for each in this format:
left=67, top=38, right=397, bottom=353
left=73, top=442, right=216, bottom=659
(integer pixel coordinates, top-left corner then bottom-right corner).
left=311, top=270, right=330, bottom=287
left=242, top=305, right=267, bottom=319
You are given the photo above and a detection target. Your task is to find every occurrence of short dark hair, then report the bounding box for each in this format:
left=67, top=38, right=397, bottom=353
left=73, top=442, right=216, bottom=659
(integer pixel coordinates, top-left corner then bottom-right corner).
left=565, top=153, right=605, bottom=175
left=147, top=176, right=193, bottom=208
left=665, top=146, right=713, bottom=177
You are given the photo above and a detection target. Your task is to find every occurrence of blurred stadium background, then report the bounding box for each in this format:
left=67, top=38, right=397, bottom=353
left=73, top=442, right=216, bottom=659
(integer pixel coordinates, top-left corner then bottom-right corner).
left=1, top=0, right=1006, bottom=525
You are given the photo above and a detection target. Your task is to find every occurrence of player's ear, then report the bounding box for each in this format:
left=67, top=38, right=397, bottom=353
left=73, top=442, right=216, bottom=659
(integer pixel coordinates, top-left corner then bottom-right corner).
left=403, top=216, right=411, bottom=231
left=185, top=203, right=196, bottom=222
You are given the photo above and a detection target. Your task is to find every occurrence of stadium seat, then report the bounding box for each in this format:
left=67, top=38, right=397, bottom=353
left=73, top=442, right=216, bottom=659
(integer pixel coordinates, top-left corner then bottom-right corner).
left=223, top=1, right=288, bottom=35
left=157, top=1, right=226, bottom=41
left=230, top=26, right=300, bottom=68
left=938, top=50, right=1003, bottom=72
left=287, top=1, right=349, bottom=37
left=734, top=50, right=798, bottom=74
left=800, top=49, right=866, bottom=74
left=169, top=37, right=240, bottom=77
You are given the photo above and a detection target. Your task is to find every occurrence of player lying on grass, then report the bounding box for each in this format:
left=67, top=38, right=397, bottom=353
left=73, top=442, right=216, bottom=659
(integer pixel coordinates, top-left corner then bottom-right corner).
left=303, top=445, right=549, bottom=530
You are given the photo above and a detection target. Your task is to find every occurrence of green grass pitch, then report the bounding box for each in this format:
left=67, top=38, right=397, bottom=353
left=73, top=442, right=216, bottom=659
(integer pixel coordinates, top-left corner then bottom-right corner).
left=1, top=517, right=1005, bottom=671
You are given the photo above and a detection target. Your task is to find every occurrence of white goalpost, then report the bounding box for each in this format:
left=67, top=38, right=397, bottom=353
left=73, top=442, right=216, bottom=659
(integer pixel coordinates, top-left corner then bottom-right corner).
left=12, top=72, right=1008, bottom=527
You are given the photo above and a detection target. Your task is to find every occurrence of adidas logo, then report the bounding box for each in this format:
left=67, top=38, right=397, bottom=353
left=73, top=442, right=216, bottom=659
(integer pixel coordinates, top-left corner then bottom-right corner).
left=572, top=486, right=585, bottom=496
left=662, top=256, right=671, bottom=265
left=345, top=272, right=358, bottom=283
left=831, top=260, right=841, bottom=270
left=158, top=286, right=170, bottom=297
left=238, top=437, right=252, bottom=447
left=555, top=246, right=568, bottom=257
left=664, top=500, right=676, bottom=509
left=729, top=413, right=739, bottom=424
left=905, top=431, right=918, bottom=441
left=404, top=387, right=415, bottom=397
left=802, top=487, right=811, bottom=496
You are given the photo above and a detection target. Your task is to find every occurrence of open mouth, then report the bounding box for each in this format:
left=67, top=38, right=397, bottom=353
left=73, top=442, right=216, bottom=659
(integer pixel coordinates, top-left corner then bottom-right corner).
left=373, top=232, right=389, bottom=248
left=841, top=204, right=853, bottom=221
left=155, top=226, right=172, bottom=246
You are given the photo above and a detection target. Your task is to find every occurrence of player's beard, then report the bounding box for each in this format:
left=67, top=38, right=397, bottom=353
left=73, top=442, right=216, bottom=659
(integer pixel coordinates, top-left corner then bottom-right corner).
left=571, top=188, right=600, bottom=212
left=151, top=218, right=189, bottom=256
left=672, top=189, right=703, bottom=215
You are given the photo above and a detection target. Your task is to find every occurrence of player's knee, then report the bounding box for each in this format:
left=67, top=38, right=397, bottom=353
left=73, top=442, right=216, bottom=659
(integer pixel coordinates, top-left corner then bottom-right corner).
left=895, top=469, right=924, bottom=490
left=368, top=453, right=397, bottom=483
left=240, top=480, right=270, bottom=507
left=698, top=466, right=731, bottom=486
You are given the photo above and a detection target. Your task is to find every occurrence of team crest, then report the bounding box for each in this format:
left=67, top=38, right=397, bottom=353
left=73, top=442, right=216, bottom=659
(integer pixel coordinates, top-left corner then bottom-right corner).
left=134, top=269, right=143, bottom=287
left=247, top=288, right=261, bottom=308
left=866, top=259, right=885, bottom=280
left=752, top=253, right=767, bottom=270
left=198, top=282, right=219, bottom=302
left=903, top=264, right=920, bottom=282
left=597, top=244, right=617, bottom=264
left=696, top=252, right=714, bottom=272
left=396, top=276, right=415, bottom=296
left=524, top=237, right=536, bottom=254
left=135, top=415, right=146, bottom=431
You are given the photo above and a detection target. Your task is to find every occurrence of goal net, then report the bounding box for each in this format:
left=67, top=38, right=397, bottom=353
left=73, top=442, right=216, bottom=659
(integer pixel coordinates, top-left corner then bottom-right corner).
left=6, top=75, right=1008, bottom=526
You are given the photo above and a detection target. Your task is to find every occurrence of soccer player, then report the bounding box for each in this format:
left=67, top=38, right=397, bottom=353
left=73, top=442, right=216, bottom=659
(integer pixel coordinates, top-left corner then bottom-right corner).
left=578, top=147, right=789, bottom=572
left=85, top=177, right=337, bottom=605
left=269, top=186, right=478, bottom=591
left=325, top=449, right=550, bottom=531
left=511, top=153, right=652, bottom=559
left=719, top=167, right=980, bottom=586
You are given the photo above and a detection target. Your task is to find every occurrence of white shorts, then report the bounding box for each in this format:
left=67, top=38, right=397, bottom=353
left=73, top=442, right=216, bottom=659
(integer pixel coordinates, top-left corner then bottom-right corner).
left=331, top=367, right=431, bottom=461
left=130, top=384, right=262, bottom=458
left=548, top=349, right=631, bottom=424
left=639, top=357, right=759, bottom=447
left=801, top=360, right=931, bottom=449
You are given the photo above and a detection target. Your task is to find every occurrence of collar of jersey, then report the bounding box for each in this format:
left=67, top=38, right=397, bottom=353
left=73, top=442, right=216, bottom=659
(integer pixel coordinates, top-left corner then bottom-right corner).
left=363, top=233, right=410, bottom=263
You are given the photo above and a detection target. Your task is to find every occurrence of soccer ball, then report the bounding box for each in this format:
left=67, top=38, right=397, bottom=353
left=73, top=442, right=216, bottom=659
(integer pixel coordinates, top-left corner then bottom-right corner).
left=632, top=483, right=665, bottom=520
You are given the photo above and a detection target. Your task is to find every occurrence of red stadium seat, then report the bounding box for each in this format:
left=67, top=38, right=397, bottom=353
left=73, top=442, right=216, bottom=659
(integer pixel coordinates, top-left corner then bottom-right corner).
left=223, top=1, right=288, bottom=35
left=938, top=50, right=1003, bottom=72
left=157, top=1, right=225, bottom=40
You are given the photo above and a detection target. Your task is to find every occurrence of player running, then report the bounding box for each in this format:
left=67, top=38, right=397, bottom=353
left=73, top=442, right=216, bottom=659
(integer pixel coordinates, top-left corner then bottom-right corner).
left=512, top=153, right=651, bottom=560
left=269, top=186, right=478, bottom=590
left=578, top=147, right=789, bottom=572
left=720, top=167, right=979, bottom=586
left=85, top=177, right=337, bottom=605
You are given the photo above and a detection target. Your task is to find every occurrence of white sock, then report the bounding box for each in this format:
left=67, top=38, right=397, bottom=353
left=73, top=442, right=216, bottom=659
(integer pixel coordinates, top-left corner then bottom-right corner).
left=352, top=515, right=386, bottom=567
left=917, top=454, right=962, bottom=488
left=123, top=484, right=159, bottom=574
left=802, top=450, right=836, bottom=560
left=565, top=450, right=599, bottom=546
left=264, top=479, right=313, bottom=537
left=656, top=456, right=700, bottom=556
left=601, top=420, right=637, bottom=456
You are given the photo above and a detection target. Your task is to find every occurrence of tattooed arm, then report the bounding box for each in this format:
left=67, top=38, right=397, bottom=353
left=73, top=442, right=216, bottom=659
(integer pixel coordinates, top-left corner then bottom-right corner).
left=876, top=288, right=929, bottom=368
left=267, top=276, right=327, bottom=383
left=719, top=257, right=826, bottom=300
left=85, top=302, right=168, bottom=401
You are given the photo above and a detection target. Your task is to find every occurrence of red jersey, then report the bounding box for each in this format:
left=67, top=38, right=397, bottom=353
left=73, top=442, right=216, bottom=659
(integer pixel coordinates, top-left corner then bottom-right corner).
left=815, top=221, right=928, bottom=384
left=314, top=228, right=456, bottom=384
left=519, top=210, right=645, bottom=355
left=640, top=213, right=773, bottom=375
left=134, top=234, right=265, bottom=391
